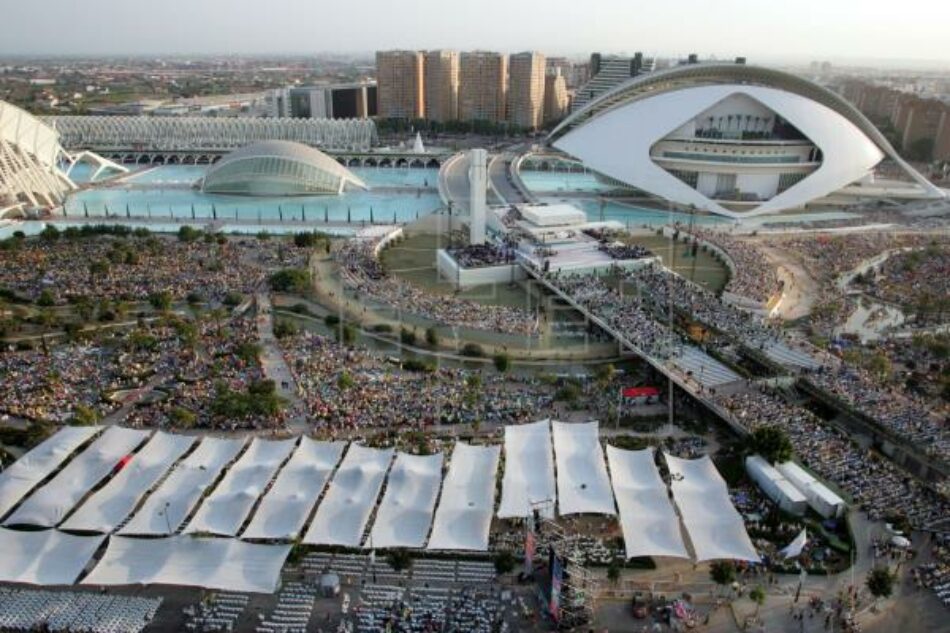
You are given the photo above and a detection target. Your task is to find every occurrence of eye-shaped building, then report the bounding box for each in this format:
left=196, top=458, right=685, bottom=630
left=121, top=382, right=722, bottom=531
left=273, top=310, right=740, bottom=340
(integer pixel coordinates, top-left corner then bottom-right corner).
left=548, top=64, right=946, bottom=218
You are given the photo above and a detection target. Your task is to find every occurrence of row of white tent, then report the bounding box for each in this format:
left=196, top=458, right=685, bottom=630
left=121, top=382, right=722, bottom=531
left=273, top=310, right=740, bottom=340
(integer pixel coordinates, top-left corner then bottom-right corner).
left=0, top=420, right=764, bottom=592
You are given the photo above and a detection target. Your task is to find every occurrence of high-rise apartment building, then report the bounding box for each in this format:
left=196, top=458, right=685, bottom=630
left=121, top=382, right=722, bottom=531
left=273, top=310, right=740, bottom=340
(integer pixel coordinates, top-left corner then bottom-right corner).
left=544, top=69, right=569, bottom=124
left=376, top=50, right=424, bottom=120
left=458, top=51, right=508, bottom=124
left=271, top=83, right=377, bottom=119
left=572, top=52, right=654, bottom=113
left=507, top=51, right=546, bottom=130
left=424, top=50, right=460, bottom=122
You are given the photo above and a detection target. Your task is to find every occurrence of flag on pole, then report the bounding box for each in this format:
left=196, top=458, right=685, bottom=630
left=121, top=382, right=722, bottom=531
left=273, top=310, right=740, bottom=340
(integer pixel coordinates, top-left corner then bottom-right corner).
left=780, top=528, right=807, bottom=559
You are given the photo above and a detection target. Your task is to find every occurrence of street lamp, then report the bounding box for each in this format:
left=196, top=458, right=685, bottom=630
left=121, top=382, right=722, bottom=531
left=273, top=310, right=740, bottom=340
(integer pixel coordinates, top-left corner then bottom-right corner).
left=160, top=501, right=172, bottom=535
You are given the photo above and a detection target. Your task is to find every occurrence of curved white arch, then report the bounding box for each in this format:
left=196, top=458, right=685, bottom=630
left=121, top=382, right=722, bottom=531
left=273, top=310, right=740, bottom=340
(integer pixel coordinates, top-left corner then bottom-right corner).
left=0, top=101, right=73, bottom=208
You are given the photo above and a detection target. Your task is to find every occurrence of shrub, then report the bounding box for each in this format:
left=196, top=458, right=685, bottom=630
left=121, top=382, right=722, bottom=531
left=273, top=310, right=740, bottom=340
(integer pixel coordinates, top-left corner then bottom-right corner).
left=400, top=328, right=417, bottom=346
left=269, top=268, right=311, bottom=293
left=460, top=343, right=484, bottom=357
left=492, top=352, right=511, bottom=373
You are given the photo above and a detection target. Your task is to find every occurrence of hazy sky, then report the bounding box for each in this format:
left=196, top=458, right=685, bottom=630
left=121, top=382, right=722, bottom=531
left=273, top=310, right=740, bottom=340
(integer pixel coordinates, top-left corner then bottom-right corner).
left=2, top=0, right=949, bottom=65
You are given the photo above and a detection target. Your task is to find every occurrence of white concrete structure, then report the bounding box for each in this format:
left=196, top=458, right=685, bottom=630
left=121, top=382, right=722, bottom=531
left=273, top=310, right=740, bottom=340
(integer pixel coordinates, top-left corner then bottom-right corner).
left=200, top=141, right=367, bottom=196
left=47, top=115, right=377, bottom=152
left=550, top=64, right=945, bottom=219
left=745, top=455, right=809, bottom=516
left=776, top=461, right=846, bottom=519
left=468, top=148, right=488, bottom=244
left=0, top=101, right=75, bottom=212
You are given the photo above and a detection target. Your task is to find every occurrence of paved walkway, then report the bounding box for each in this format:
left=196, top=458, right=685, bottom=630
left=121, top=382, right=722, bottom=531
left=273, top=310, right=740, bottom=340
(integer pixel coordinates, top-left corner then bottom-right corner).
left=255, top=292, right=306, bottom=432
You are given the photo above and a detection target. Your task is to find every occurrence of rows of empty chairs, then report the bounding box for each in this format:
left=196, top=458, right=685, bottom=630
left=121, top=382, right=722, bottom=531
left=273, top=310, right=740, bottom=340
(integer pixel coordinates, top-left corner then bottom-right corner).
left=0, top=588, right=161, bottom=633
left=445, top=587, right=508, bottom=633
left=301, top=553, right=496, bottom=585
left=355, top=584, right=449, bottom=633
left=256, top=581, right=316, bottom=633
left=183, top=592, right=248, bottom=632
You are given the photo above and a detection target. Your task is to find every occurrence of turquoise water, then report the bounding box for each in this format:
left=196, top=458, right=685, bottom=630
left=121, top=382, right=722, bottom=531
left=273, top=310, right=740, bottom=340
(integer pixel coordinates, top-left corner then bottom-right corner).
left=520, top=169, right=619, bottom=194
left=63, top=165, right=442, bottom=224
left=126, top=165, right=438, bottom=189
left=551, top=197, right=730, bottom=227
left=62, top=162, right=134, bottom=184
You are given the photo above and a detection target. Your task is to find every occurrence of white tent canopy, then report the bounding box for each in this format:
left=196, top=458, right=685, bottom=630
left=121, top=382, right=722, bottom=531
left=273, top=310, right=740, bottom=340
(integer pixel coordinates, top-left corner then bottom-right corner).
left=552, top=421, right=615, bottom=516
left=242, top=439, right=345, bottom=540
left=0, top=426, right=101, bottom=520
left=82, top=535, right=289, bottom=594
left=4, top=427, right=150, bottom=528
left=119, top=437, right=246, bottom=536
left=184, top=438, right=296, bottom=536
left=427, top=443, right=500, bottom=551
left=665, top=453, right=760, bottom=562
left=606, top=446, right=690, bottom=560
left=369, top=452, right=443, bottom=549
left=61, top=432, right=196, bottom=533
left=0, top=527, right=105, bottom=585
left=303, top=444, right=393, bottom=546
left=498, top=420, right=556, bottom=519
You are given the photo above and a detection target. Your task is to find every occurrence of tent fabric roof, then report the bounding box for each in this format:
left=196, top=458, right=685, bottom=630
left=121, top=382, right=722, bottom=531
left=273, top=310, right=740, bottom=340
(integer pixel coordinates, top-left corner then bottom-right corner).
left=0, top=426, right=102, bottom=520
left=184, top=438, right=296, bottom=537
left=4, top=427, right=151, bottom=528
left=606, top=446, right=690, bottom=560
left=303, top=444, right=394, bottom=546
left=0, top=527, right=105, bottom=585
left=427, top=443, right=500, bottom=552
left=552, top=421, right=616, bottom=516
left=665, top=453, right=760, bottom=562
left=61, top=432, right=196, bottom=533
left=369, top=452, right=443, bottom=549
left=119, top=437, right=246, bottom=536
left=241, top=438, right=345, bottom=540
left=498, top=420, right=556, bottom=519
left=82, top=535, right=290, bottom=594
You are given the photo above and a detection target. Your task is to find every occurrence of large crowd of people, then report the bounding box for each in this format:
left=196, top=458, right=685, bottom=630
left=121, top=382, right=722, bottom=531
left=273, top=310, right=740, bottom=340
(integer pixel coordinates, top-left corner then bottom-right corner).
left=714, top=389, right=948, bottom=530
left=0, top=232, right=307, bottom=306
left=684, top=227, right=782, bottom=304
left=853, top=245, right=950, bottom=323
left=335, top=237, right=536, bottom=335
left=281, top=331, right=562, bottom=430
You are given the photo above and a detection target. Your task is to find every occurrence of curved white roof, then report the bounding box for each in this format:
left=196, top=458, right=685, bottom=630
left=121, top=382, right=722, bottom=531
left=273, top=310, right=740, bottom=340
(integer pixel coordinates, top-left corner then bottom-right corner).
left=201, top=140, right=367, bottom=195
left=0, top=100, right=74, bottom=210
left=550, top=64, right=945, bottom=218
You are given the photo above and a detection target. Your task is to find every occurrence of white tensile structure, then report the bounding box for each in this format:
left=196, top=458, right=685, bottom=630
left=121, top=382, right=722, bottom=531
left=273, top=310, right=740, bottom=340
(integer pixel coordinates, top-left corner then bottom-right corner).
left=82, top=536, right=290, bottom=594
left=498, top=419, right=557, bottom=519
left=119, top=437, right=245, bottom=536
left=242, top=438, right=345, bottom=540
left=61, top=432, right=195, bottom=533
left=745, top=455, right=808, bottom=517
left=303, top=444, right=394, bottom=546
left=46, top=115, right=378, bottom=153
left=199, top=140, right=368, bottom=196
left=551, top=421, right=616, bottom=516
left=0, top=528, right=105, bottom=585
left=776, top=461, right=846, bottom=519
left=606, top=446, right=690, bottom=560
left=665, top=453, right=760, bottom=562
left=183, top=438, right=296, bottom=536
left=0, top=101, right=75, bottom=212
left=550, top=64, right=946, bottom=219
left=4, top=427, right=150, bottom=528
left=0, top=426, right=101, bottom=520
left=427, top=443, right=500, bottom=551
left=368, top=452, right=444, bottom=549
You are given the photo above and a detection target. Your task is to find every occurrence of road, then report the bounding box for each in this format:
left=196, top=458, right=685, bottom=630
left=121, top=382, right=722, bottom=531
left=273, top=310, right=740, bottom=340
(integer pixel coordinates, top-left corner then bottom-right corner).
left=488, top=153, right=529, bottom=204
left=441, top=152, right=471, bottom=214
left=255, top=292, right=307, bottom=432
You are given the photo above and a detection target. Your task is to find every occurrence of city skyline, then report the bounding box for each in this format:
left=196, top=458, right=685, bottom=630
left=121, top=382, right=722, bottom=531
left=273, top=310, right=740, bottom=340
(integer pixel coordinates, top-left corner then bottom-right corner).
left=1, top=0, right=950, bottom=67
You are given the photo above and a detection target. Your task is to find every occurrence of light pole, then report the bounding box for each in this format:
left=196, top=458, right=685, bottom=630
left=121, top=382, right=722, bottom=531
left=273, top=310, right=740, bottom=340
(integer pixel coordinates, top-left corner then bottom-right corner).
left=161, top=501, right=172, bottom=535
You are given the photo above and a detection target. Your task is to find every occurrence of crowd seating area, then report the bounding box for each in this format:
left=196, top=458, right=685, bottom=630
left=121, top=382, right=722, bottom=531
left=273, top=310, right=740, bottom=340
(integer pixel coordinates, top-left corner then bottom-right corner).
left=183, top=592, right=249, bottom=632
left=685, top=228, right=781, bottom=304
left=256, top=582, right=316, bottom=633
left=335, top=238, right=535, bottom=335
left=0, top=588, right=161, bottom=633
left=714, top=390, right=949, bottom=531
left=300, top=553, right=496, bottom=586
left=447, top=244, right=515, bottom=268
left=282, top=332, right=560, bottom=429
